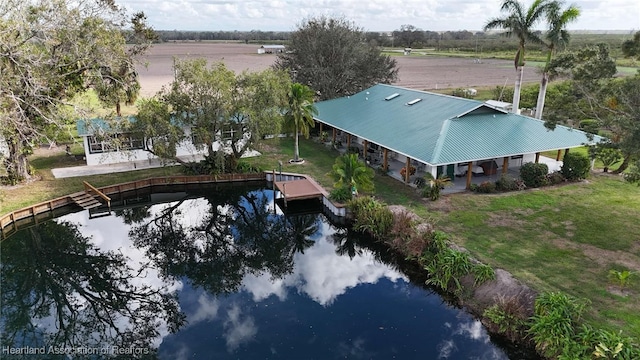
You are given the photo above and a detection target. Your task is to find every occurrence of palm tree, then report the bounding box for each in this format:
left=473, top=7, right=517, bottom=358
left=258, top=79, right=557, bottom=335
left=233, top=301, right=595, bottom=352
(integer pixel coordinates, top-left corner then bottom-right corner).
left=484, top=0, right=555, bottom=114
left=328, top=153, right=375, bottom=194
left=285, top=83, right=317, bottom=163
left=534, top=1, right=580, bottom=119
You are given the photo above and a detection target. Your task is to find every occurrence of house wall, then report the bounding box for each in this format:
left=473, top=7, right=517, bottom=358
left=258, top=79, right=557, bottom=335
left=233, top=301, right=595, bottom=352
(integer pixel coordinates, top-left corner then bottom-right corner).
left=82, top=136, right=206, bottom=166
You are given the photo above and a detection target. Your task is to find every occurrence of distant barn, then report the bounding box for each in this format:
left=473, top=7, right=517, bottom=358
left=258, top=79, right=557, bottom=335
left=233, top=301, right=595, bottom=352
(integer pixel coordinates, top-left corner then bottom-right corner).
left=257, top=45, right=285, bottom=54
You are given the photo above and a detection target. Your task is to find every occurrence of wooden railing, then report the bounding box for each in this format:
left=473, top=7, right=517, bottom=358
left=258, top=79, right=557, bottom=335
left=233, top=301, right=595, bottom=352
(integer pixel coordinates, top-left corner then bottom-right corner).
left=1, top=173, right=265, bottom=240
left=83, top=181, right=111, bottom=211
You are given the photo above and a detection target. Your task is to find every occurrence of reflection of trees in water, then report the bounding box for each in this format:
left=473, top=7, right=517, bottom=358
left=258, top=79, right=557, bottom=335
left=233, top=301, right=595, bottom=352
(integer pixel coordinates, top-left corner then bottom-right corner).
left=115, top=206, right=152, bottom=225
left=329, top=227, right=363, bottom=259
left=0, top=220, right=184, bottom=358
left=131, top=188, right=319, bottom=295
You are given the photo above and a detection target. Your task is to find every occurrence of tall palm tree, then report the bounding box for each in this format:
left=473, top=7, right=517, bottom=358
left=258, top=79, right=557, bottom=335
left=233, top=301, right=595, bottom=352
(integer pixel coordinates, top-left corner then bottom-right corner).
left=534, top=1, right=580, bottom=119
left=484, top=0, right=555, bottom=114
left=285, top=83, right=317, bottom=162
left=328, top=153, right=375, bottom=194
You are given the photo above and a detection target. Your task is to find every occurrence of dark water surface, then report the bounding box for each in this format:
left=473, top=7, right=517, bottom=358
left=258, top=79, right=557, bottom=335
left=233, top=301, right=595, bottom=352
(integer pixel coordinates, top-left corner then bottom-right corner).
left=1, top=184, right=536, bottom=359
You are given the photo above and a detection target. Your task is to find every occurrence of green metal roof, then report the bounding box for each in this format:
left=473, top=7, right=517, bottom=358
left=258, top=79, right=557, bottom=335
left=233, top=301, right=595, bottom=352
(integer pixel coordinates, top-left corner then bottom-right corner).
left=77, top=117, right=135, bottom=136
left=314, top=84, right=603, bottom=166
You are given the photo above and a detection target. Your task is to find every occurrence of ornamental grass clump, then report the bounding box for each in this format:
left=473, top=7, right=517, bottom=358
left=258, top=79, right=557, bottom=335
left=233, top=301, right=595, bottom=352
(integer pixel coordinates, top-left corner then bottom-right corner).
left=348, top=196, right=393, bottom=240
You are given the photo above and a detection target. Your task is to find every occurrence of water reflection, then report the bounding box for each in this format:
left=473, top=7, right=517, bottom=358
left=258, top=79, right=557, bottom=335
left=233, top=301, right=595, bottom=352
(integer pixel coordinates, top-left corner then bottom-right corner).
left=0, top=220, right=183, bottom=359
left=1, top=185, right=527, bottom=359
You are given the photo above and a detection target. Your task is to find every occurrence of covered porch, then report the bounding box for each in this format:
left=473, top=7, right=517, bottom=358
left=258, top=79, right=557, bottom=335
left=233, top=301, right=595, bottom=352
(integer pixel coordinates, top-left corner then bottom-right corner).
left=318, top=122, right=567, bottom=193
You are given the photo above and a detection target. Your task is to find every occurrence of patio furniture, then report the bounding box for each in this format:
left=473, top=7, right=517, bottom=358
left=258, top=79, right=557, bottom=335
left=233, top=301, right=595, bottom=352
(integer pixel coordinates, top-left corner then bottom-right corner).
left=456, top=163, right=483, bottom=177
left=479, top=161, right=499, bottom=176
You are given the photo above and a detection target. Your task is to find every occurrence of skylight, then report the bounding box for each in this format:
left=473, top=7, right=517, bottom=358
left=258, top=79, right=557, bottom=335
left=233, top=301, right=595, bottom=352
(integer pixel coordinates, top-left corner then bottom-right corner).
left=384, top=93, right=400, bottom=101
left=406, top=98, right=422, bottom=106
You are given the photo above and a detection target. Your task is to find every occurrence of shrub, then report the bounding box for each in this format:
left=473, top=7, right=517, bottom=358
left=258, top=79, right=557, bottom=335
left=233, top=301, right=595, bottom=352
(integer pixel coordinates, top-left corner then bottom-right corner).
left=391, top=210, right=417, bottom=243
left=529, top=292, right=589, bottom=358
left=236, top=161, right=262, bottom=173
left=472, top=263, right=496, bottom=286
left=425, top=248, right=473, bottom=295
left=476, top=181, right=496, bottom=193
left=520, top=162, right=549, bottom=188
left=561, top=152, right=590, bottom=181
left=420, top=174, right=452, bottom=200
left=483, top=296, right=530, bottom=342
left=329, top=186, right=352, bottom=202
left=495, top=174, right=527, bottom=191
left=348, top=196, right=394, bottom=240
left=624, top=160, right=640, bottom=186
left=545, top=171, right=565, bottom=185
left=413, top=177, right=426, bottom=188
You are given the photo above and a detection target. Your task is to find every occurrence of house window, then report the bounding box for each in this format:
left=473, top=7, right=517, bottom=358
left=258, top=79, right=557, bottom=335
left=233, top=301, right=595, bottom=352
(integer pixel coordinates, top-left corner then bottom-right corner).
left=117, top=133, right=144, bottom=151
left=87, top=133, right=144, bottom=154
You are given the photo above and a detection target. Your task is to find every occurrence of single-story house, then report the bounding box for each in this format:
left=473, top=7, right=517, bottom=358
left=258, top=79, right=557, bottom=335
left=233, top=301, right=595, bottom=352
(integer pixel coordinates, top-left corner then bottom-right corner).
left=76, top=117, right=206, bottom=166
left=313, top=84, right=603, bottom=189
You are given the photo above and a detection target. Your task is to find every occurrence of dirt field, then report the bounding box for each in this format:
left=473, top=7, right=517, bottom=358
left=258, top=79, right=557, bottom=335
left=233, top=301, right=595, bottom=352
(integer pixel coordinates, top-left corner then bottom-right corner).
left=135, top=43, right=541, bottom=97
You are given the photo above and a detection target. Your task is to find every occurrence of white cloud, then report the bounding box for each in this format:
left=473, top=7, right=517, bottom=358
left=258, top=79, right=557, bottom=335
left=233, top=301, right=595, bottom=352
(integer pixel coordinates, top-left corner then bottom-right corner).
left=117, top=0, right=639, bottom=31
left=455, top=320, right=489, bottom=343
left=240, top=222, right=406, bottom=306
left=437, top=339, right=457, bottom=359
left=189, top=293, right=221, bottom=324
left=223, top=303, right=258, bottom=351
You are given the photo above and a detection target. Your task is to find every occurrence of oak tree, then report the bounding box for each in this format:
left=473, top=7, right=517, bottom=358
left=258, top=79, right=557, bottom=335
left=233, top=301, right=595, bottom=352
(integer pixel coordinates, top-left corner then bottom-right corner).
left=274, top=16, right=398, bottom=101
left=0, top=0, right=154, bottom=182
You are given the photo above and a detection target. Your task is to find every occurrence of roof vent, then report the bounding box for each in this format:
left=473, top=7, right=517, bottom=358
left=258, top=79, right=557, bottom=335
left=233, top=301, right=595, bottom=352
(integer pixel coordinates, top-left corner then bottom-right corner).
left=406, top=98, right=422, bottom=106
left=385, top=93, right=400, bottom=101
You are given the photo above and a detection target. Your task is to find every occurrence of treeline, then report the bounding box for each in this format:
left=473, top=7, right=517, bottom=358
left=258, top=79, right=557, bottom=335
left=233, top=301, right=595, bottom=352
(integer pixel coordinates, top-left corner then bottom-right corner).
left=152, top=29, right=631, bottom=58
left=155, top=30, right=291, bottom=43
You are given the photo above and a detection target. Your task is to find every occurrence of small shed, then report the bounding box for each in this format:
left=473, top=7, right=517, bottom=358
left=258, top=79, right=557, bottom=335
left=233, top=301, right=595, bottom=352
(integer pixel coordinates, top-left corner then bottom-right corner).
left=257, top=45, right=285, bottom=54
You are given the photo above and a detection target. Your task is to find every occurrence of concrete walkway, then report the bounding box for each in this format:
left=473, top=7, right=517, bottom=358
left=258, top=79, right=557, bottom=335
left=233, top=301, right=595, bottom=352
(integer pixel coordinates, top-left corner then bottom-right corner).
left=51, top=156, right=203, bottom=178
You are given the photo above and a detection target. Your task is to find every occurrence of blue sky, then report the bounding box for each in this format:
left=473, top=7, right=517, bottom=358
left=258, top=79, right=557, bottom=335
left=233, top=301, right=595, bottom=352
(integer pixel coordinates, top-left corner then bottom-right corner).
left=117, top=0, right=639, bottom=32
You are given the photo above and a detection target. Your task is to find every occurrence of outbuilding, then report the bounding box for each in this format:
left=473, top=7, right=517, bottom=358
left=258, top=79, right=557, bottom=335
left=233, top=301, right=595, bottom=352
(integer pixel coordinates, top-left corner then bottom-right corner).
left=257, top=45, right=285, bottom=54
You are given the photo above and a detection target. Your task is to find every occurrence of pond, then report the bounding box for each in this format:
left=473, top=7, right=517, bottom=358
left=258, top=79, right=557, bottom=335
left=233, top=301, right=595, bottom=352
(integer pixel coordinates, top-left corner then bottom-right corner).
left=0, top=184, right=538, bottom=359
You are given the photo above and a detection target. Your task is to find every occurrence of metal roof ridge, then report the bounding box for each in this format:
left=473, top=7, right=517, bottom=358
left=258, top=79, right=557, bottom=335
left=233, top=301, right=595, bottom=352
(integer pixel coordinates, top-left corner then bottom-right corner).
left=430, top=118, right=453, bottom=164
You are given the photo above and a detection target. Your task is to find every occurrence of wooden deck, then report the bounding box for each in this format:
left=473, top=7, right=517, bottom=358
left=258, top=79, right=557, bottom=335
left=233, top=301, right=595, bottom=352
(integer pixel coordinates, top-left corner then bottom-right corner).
left=274, top=179, right=324, bottom=202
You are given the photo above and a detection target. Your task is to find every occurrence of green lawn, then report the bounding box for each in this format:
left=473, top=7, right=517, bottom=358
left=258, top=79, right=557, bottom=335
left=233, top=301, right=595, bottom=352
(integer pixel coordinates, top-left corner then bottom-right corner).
left=2, top=136, right=639, bottom=339
left=431, top=176, right=640, bottom=337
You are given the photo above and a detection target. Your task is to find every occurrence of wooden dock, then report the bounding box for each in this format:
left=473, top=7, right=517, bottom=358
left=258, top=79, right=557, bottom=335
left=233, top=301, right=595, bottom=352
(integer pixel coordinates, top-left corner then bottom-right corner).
left=0, top=172, right=347, bottom=240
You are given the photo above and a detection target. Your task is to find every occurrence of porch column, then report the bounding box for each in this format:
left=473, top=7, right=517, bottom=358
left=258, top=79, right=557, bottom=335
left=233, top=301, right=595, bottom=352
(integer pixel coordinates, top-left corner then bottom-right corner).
left=535, top=152, right=540, bottom=163
left=565, top=148, right=570, bottom=156
left=465, top=161, right=473, bottom=189
left=332, top=128, right=336, bottom=143
left=405, top=157, right=411, bottom=183
left=383, top=148, right=388, bottom=171
left=502, top=156, right=509, bottom=175
left=556, top=149, right=562, bottom=161
left=347, top=134, right=351, bottom=149
left=363, top=140, right=368, bottom=157
left=319, top=123, right=323, bottom=136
